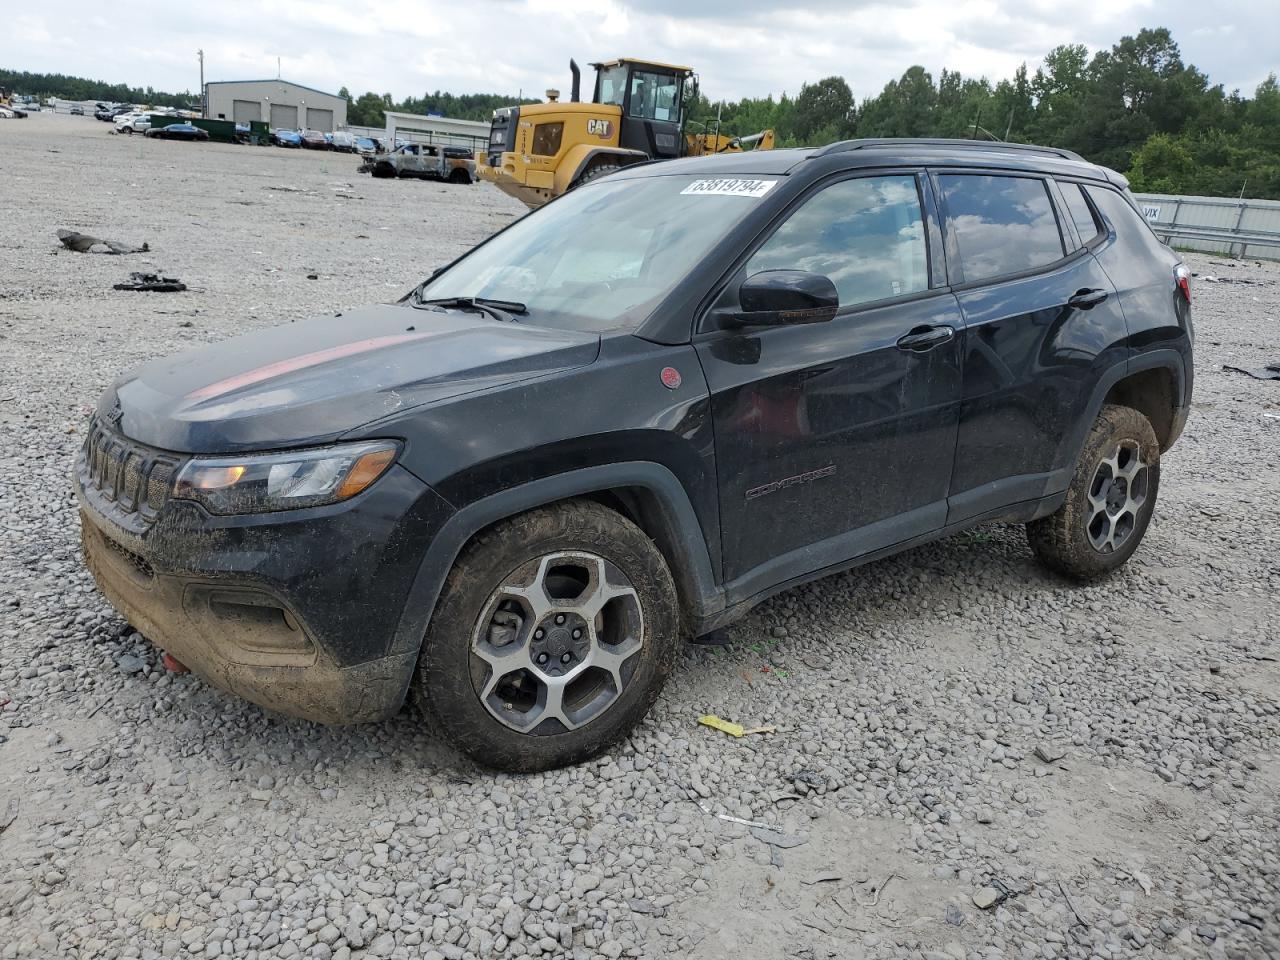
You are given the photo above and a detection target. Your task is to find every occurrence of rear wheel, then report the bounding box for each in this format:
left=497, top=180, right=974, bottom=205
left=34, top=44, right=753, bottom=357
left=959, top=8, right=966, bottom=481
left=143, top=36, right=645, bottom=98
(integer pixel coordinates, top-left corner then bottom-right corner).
left=414, top=501, right=680, bottom=772
left=1028, top=404, right=1160, bottom=580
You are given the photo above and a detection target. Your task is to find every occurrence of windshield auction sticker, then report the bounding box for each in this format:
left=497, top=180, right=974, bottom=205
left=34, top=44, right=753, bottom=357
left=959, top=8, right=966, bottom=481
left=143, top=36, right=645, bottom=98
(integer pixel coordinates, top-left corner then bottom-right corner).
left=680, top=178, right=777, bottom=198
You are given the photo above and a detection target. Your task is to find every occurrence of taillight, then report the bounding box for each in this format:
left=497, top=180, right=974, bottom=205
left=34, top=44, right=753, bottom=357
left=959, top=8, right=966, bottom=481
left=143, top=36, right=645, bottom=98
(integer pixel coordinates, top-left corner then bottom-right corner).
left=1175, top=264, right=1191, bottom=303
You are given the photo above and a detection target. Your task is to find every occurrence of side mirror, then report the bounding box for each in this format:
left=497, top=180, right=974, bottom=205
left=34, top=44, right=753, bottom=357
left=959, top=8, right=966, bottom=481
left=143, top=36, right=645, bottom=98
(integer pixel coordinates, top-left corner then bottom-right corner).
left=728, top=270, right=839, bottom=328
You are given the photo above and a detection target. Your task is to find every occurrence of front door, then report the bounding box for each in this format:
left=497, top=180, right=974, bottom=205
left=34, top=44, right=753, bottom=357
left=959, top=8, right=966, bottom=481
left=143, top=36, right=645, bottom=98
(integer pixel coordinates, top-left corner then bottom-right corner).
left=695, top=172, right=965, bottom=602
left=619, top=67, right=684, bottom=160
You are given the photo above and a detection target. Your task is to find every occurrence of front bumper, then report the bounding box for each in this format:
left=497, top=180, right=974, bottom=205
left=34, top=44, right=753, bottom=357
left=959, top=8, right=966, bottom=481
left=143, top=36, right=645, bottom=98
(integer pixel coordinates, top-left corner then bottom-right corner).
left=76, top=444, right=454, bottom=724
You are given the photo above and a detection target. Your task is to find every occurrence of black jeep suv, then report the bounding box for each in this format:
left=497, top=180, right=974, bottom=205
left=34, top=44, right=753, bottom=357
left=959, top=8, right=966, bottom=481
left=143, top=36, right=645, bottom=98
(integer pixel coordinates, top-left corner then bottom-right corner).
left=77, top=139, right=1193, bottom=771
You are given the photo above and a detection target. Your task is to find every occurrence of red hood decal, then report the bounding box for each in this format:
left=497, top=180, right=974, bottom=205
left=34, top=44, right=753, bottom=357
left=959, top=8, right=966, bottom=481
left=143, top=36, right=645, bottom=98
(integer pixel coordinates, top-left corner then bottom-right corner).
left=184, top=332, right=431, bottom=402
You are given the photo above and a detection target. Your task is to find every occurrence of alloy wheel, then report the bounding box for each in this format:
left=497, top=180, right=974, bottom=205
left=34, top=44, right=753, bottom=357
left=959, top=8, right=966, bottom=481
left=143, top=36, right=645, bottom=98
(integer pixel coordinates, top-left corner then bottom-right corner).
left=470, top=551, right=644, bottom=735
left=1086, top=440, right=1149, bottom=553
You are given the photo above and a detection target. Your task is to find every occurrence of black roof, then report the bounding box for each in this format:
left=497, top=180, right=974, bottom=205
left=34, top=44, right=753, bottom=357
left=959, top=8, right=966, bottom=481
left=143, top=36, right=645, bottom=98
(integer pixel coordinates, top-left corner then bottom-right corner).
left=620, top=138, right=1122, bottom=186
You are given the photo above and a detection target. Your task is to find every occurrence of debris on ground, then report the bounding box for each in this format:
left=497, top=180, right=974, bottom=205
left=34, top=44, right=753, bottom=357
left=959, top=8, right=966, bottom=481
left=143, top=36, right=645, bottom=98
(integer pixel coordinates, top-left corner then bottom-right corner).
left=973, top=878, right=1026, bottom=911
left=0, top=798, right=17, bottom=835
left=1197, top=275, right=1268, bottom=285
left=790, top=769, right=828, bottom=791
left=697, top=714, right=775, bottom=737
left=56, top=229, right=149, bottom=255
left=1034, top=743, right=1067, bottom=763
left=800, top=870, right=843, bottom=885
left=973, top=886, right=1002, bottom=909
left=113, top=272, right=187, bottom=293
left=1222, top=362, right=1280, bottom=380
left=749, top=826, right=808, bottom=849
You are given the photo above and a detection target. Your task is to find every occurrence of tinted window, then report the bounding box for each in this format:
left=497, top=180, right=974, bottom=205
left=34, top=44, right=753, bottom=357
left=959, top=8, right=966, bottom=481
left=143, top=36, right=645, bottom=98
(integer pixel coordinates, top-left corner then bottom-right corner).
left=1061, top=183, right=1101, bottom=244
left=940, top=175, right=1064, bottom=283
left=744, top=176, right=930, bottom=309
left=1084, top=185, right=1169, bottom=255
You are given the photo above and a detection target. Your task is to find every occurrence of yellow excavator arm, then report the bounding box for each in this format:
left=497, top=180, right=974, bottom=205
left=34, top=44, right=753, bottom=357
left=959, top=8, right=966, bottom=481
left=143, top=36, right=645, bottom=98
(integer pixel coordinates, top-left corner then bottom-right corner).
left=685, top=128, right=775, bottom=157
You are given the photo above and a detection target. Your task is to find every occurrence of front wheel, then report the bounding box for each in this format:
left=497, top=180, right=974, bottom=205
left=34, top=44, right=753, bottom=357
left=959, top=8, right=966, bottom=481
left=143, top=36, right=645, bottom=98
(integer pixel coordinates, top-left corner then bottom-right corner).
left=1028, top=404, right=1161, bottom=580
left=414, top=501, right=680, bottom=772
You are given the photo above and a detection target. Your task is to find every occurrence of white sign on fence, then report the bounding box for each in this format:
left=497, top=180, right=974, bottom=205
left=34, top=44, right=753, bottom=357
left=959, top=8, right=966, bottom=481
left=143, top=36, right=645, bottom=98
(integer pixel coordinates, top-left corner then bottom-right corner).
left=1141, top=204, right=1162, bottom=222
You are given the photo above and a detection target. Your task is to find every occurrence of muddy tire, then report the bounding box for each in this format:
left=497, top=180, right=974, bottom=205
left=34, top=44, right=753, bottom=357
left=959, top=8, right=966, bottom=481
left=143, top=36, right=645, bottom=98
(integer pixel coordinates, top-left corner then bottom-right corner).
left=414, top=500, right=679, bottom=772
left=448, top=168, right=471, bottom=184
left=1028, top=404, right=1161, bottom=580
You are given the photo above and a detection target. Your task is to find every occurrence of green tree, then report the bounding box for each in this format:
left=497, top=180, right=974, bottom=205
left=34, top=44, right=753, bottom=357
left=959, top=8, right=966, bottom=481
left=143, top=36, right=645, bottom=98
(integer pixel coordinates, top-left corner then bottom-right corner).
left=792, top=76, right=855, bottom=143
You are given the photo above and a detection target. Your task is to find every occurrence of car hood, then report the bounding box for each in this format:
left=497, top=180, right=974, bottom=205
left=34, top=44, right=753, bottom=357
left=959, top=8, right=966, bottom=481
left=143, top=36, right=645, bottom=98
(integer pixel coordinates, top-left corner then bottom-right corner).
left=105, top=303, right=600, bottom=453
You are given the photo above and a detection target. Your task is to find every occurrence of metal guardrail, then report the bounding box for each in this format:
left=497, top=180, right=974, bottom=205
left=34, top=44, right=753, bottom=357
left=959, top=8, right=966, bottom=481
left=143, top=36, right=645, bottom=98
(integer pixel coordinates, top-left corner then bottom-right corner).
left=1134, top=193, right=1280, bottom=260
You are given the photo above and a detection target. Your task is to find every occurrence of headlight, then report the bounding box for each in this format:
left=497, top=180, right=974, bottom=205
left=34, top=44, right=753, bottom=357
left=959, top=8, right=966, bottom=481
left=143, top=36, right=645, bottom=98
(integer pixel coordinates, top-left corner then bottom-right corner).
left=173, top=440, right=399, bottom=515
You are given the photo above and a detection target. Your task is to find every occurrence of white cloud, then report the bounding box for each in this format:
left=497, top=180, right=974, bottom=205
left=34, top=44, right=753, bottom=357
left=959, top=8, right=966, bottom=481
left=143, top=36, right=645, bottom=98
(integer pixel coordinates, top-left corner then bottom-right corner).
left=1, top=0, right=1275, bottom=105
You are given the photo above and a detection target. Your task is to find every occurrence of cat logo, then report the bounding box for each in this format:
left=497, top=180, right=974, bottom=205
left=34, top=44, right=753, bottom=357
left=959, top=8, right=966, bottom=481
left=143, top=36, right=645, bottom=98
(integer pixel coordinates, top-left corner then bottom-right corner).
left=586, top=119, right=613, bottom=139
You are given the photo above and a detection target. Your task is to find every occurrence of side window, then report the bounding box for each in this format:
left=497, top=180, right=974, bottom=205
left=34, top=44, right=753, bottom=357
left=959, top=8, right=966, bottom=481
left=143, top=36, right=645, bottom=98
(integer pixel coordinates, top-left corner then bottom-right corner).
left=1084, top=185, right=1170, bottom=255
left=1060, top=183, right=1102, bottom=244
left=939, top=174, right=1065, bottom=283
left=743, top=176, right=930, bottom=310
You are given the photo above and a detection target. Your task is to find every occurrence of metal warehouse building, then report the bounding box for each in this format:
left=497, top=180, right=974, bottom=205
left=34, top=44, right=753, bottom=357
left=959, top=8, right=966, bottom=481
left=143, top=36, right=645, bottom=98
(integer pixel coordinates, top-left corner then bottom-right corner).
left=204, top=79, right=347, bottom=131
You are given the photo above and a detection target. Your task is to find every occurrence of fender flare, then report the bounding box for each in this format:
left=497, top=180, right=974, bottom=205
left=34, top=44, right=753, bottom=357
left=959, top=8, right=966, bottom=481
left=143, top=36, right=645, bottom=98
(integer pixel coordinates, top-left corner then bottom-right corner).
left=553, top=146, right=649, bottom=194
left=388, top=462, right=725, bottom=662
left=1045, top=349, right=1187, bottom=496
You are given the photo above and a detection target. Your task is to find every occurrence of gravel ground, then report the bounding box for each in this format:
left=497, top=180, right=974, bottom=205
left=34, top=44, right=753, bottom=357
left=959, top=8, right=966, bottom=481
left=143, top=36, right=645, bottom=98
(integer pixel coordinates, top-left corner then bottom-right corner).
left=2, top=114, right=1278, bottom=960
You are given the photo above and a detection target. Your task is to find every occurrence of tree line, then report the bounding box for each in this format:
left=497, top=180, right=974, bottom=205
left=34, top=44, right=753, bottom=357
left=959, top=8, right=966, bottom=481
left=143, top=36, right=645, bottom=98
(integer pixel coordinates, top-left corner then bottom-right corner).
left=0, top=67, right=195, bottom=108
left=684, top=28, right=1279, bottom=200
left=8, top=27, right=1277, bottom=198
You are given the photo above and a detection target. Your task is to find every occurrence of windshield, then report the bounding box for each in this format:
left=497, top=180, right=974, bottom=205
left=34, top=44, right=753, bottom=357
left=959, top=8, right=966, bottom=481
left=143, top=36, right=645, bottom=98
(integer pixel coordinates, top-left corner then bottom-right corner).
left=420, top=175, right=777, bottom=332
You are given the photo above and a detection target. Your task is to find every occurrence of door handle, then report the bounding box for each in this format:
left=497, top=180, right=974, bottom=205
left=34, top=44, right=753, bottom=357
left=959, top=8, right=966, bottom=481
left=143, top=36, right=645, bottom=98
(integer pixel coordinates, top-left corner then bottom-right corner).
left=896, top=325, right=955, bottom=352
left=1068, top=288, right=1109, bottom=310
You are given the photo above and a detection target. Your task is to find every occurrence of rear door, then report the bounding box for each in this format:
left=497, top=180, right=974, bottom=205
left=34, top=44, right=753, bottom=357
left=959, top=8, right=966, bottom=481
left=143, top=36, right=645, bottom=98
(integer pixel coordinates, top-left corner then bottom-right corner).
left=696, top=171, right=964, bottom=599
left=936, top=171, right=1130, bottom=523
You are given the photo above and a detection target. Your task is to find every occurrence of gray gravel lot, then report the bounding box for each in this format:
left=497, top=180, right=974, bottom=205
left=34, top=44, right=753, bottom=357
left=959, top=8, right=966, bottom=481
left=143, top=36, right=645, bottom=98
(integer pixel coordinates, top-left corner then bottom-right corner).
left=1, top=114, right=1278, bottom=960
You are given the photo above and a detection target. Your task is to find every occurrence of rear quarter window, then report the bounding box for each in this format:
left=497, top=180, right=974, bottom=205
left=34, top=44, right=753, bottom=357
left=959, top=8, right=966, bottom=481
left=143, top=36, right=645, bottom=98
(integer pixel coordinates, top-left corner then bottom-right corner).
left=939, top=174, right=1065, bottom=284
left=1060, top=183, right=1103, bottom=245
left=1084, top=185, right=1172, bottom=257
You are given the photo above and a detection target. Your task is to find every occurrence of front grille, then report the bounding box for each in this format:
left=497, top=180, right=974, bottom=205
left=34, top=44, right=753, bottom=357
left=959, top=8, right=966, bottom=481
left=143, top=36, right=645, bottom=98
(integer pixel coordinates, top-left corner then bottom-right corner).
left=80, top=420, right=179, bottom=525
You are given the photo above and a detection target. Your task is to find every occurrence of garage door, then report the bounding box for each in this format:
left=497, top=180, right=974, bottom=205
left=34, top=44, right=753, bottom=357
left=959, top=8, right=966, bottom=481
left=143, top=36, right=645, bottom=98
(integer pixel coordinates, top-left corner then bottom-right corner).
left=269, top=103, right=298, bottom=130
left=232, top=100, right=260, bottom=124
left=307, top=108, right=334, bottom=133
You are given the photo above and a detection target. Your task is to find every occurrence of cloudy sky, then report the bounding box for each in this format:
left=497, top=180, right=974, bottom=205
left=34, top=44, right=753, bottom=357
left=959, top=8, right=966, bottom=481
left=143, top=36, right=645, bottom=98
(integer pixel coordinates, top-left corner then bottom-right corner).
left=4, top=0, right=1276, bottom=105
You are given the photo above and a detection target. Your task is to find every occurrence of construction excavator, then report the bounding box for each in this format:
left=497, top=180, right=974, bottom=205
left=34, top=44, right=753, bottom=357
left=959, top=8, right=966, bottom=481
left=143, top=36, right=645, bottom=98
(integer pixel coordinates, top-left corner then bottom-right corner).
left=477, top=58, right=774, bottom=208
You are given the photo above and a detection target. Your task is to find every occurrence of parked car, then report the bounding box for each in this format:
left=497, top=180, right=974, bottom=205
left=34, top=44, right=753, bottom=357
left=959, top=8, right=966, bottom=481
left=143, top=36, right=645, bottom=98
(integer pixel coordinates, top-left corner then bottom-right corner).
left=365, top=143, right=473, bottom=183
left=74, top=138, right=1193, bottom=772
left=145, top=122, right=210, bottom=141
left=0, top=106, right=20, bottom=119
left=69, top=104, right=84, bottom=116
left=355, top=136, right=382, bottom=156
left=273, top=129, right=302, bottom=148
left=330, top=130, right=356, bottom=153
left=299, top=129, right=327, bottom=149
left=442, top=146, right=477, bottom=184
left=115, top=114, right=150, bottom=134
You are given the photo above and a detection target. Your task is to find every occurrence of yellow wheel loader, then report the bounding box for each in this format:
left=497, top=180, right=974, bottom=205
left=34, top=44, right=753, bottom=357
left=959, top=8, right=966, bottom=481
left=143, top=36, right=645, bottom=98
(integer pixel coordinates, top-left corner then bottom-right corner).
left=477, top=59, right=773, bottom=208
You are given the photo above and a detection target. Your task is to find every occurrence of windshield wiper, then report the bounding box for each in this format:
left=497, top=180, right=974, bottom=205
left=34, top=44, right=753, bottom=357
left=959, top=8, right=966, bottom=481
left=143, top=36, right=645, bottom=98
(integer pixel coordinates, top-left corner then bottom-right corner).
left=414, top=294, right=527, bottom=323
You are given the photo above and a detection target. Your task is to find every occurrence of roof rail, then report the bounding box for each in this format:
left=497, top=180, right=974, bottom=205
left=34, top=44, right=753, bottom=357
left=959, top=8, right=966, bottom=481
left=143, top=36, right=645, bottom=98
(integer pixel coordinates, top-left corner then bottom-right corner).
left=814, top=138, right=1085, bottom=162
